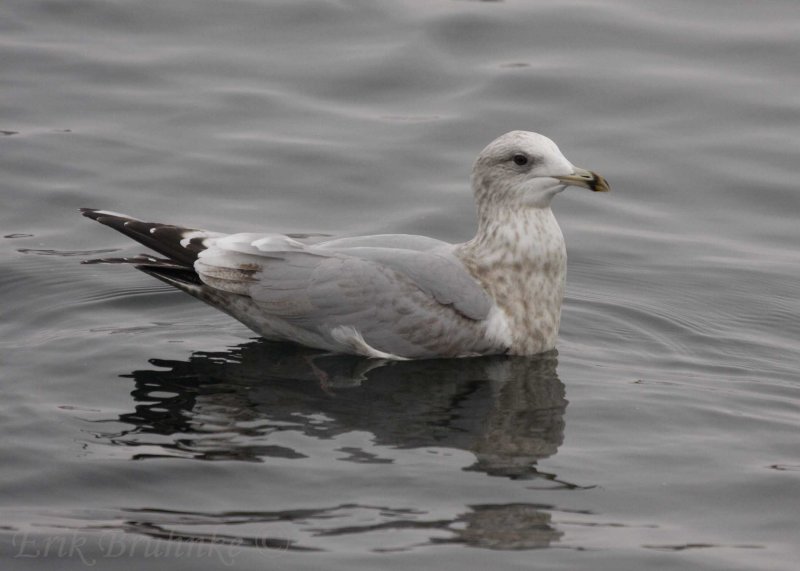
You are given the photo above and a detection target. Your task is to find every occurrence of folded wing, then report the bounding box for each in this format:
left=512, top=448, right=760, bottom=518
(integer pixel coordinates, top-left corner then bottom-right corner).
left=196, top=234, right=497, bottom=358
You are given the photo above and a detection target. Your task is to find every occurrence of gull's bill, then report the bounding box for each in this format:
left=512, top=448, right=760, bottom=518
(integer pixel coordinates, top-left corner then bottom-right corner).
left=554, top=167, right=610, bottom=193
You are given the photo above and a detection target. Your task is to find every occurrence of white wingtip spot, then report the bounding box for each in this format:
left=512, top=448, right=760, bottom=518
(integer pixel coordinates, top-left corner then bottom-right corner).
left=179, top=230, right=208, bottom=248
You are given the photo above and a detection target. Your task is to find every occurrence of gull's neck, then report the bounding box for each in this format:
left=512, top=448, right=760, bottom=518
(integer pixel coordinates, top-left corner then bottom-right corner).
left=455, top=206, right=567, bottom=354
left=460, top=205, right=566, bottom=270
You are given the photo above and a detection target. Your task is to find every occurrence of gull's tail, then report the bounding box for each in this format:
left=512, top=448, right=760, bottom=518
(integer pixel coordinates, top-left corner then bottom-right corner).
left=79, top=208, right=223, bottom=295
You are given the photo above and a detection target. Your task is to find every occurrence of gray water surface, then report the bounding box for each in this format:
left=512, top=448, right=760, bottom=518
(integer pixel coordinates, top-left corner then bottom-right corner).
left=2, top=1, right=799, bottom=569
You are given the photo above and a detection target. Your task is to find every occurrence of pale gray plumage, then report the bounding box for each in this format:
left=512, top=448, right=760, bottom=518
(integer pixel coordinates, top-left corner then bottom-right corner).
left=80, top=130, right=609, bottom=359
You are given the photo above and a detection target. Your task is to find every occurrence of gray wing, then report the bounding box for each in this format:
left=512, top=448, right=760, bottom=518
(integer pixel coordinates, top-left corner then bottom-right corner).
left=195, top=233, right=496, bottom=358
left=315, top=233, right=450, bottom=252
left=322, top=246, right=490, bottom=320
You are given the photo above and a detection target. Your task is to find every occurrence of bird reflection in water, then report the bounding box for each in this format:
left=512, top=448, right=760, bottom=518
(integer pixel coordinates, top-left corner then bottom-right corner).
left=97, top=341, right=579, bottom=551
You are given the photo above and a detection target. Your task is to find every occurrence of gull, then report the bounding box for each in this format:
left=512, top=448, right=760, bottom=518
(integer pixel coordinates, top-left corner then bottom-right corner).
left=81, top=131, right=609, bottom=359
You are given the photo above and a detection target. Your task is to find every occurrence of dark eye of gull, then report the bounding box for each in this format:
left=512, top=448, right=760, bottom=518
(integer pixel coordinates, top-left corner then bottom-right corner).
left=512, top=154, right=529, bottom=166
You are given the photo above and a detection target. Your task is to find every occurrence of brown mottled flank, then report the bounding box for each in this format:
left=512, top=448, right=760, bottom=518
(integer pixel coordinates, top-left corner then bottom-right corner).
left=80, top=131, right=607, bottom=359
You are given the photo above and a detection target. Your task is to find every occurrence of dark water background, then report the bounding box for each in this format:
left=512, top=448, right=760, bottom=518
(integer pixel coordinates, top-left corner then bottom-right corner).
left=2, top=1, right=799, bottom=569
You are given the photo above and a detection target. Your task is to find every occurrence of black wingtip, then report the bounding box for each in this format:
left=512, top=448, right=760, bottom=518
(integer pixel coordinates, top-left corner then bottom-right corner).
left=136, top=264, right=204, bottom=287
left=78, top=208, right=136, bottom=220
left=79, top=208, right=139, bottom=223
left=80, top=208, right=115, bottom=223
left=78, top=208, right=205, bottom=267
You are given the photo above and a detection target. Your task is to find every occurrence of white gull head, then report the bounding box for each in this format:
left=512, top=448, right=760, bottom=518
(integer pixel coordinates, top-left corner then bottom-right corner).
left=472, top=130, right=609, bottom=212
